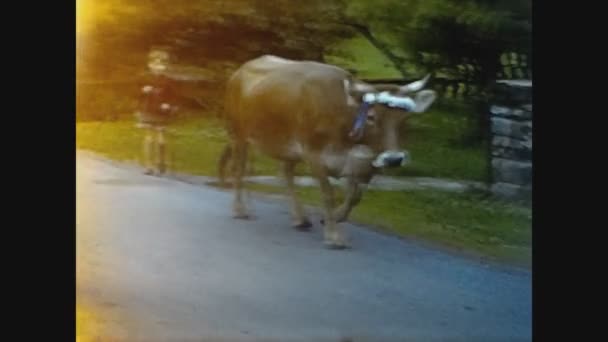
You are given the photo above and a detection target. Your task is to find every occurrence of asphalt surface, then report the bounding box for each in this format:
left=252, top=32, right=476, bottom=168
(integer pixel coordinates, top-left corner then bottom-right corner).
left=76, top=152, right=531, bottom=341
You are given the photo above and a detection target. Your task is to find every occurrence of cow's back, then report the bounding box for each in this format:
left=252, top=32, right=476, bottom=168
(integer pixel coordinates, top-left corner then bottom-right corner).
left=223, top=55, right=355, bottom=157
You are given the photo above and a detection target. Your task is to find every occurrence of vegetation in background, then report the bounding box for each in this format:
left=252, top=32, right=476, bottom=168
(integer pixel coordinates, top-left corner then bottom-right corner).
left=343, top=0, right=531, bottom=82
left=325, top=36, right=404, bottom=79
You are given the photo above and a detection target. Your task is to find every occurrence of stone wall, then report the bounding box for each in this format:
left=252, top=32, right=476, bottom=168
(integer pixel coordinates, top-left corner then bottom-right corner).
left=489, top=80, right=532, bottom=202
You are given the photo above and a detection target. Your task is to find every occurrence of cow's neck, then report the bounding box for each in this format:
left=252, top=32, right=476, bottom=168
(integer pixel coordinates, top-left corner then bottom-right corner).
left=316, top=144, right=375, bottom=181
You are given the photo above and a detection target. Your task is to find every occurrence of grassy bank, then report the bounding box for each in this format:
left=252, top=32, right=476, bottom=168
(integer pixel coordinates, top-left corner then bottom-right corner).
left=248, top=183, right=531, bottom=268
left=77, top=117, right=530, bottom=268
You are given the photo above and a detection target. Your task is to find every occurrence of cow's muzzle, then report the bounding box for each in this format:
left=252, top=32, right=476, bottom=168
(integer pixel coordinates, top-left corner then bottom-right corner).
left=372, top=150, right=410, bottom=168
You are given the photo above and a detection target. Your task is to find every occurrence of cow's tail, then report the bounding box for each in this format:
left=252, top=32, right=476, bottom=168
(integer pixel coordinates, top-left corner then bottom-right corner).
left=218, top=71, right=237, bottom=188
left=218, top=70, right=258, bottom=188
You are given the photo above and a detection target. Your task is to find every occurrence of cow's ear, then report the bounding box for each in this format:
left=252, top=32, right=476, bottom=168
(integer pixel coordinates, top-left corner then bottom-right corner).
left=411, top=90, right=438, bottom=113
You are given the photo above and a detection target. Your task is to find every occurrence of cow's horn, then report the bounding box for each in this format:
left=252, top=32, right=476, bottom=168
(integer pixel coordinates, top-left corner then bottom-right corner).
left=399, top=74, right=430, bottom=93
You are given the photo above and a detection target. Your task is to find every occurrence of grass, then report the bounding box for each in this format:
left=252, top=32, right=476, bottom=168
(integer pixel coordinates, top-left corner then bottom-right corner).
left=77, top=117, right=530, bottom=268
left=350, top=189, right=531, bottom=267
left=245, top=183, right=530, bottom=268
left=325, top=36, right=404, bottom=79
left=76, top=117, right=282, bottom=177
left=324, top=34, right=424, bottom=80
left=388, top=107, right=488, bottom=182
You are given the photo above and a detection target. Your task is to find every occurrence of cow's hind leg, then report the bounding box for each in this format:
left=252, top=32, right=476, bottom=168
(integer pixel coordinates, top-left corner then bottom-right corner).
left=282, top=161, right=312, bottom=231
left=232, top=140, right=250, bottom=219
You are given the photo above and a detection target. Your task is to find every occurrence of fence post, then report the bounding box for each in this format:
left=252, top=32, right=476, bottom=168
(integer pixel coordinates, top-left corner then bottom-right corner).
left=488, top=79, right=532, bottom=203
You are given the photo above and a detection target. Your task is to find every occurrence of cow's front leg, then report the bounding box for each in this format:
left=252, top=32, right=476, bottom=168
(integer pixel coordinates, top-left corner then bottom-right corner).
left=283, top=161, right=312, bottom=231
left=333, top=178, right=363, bottom=223
left=311, top=166, right=349, bottom=249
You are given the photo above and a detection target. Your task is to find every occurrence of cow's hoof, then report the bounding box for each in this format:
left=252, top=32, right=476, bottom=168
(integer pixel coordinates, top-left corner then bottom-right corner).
left=323, top=233, right=350, bottom=249
left=293, top=220, right=313, bottom=231
left=324, top=240, right=350, bottom=250
left=320, top=218, right=346, bottom=225
left=233, top=213, right=251, bottom=220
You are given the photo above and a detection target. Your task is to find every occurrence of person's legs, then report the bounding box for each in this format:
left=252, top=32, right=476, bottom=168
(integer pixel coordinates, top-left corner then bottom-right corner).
left=156, top=126, right=167, bottom=174
left=142, top=127, right=155, bottom=175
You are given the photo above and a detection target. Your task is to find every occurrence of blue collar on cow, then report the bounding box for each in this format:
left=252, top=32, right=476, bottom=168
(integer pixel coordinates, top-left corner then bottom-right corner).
left=349, top=100, right=371, bottom=139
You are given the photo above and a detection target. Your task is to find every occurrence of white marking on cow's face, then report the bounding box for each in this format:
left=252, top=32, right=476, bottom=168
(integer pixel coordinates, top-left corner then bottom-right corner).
left=372, top=150, right=410, bottom=168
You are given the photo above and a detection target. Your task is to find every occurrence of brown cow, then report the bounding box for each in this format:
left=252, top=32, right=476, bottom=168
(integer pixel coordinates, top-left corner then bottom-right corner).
left=220, top=55, right=436, bottom=249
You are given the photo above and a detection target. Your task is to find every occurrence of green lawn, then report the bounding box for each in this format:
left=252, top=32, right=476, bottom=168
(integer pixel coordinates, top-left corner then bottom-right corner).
left=389, top=107, right=488, bottom=182
left=76, top=118, right=288, bottom=177
left=325, top=36, right=404, bottom=79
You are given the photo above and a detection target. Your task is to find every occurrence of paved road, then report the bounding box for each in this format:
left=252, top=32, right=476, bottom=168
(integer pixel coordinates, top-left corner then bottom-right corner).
left=76, top=152, right=531, bottom=341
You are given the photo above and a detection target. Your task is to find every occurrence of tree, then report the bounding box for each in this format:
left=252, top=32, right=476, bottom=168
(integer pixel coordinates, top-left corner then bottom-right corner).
left=250, top=0, right=354, bottom=61
left=343, top=0, right=531, bottom=91
left=341, top=0, right=531, bottom=145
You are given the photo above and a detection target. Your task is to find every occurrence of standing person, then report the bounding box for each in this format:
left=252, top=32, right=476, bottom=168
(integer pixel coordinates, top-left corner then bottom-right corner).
left=135, top=48, right=179, bottom=175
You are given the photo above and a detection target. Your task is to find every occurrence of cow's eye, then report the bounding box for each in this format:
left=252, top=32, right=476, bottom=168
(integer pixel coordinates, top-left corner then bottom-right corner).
left=366, top=113, right=376, bottom=124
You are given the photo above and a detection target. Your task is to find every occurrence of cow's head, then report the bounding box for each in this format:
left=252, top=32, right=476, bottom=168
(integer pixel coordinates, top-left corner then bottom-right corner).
left=344, top=75, right=437, bottom=169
